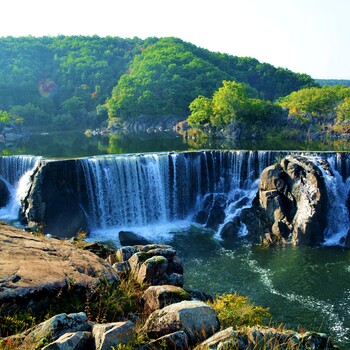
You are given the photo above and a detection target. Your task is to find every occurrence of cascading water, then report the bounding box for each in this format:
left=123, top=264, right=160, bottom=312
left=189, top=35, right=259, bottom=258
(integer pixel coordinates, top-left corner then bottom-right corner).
left=78, top=151, right=277, bottom=236
left=0, top=155, right=40, bottom=222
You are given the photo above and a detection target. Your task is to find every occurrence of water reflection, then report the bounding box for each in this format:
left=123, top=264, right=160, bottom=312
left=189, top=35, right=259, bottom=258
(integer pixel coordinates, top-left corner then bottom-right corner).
left=1, top=130, right=350, bottom=158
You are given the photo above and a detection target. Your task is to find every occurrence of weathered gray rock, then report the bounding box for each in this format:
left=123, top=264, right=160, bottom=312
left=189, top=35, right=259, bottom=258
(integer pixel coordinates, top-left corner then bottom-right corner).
left=0, top=225, right=118, bottom=315
left=243, top=156, right=329, bottom=245
left=25, top=312, right=90, bottom=344
left=142, top=331, right=190, bottom=350
left=42, top=331, right=93, bottom=350
left=92, top=321, right=135, bottom=350
left=194, top=326, right=336, bottom=350
left=115, top=246, right=138, bottom=262
left=142, top=285, right=191, bottom=314
left=112, top=261, right=131, bottom=278
left=127, top=244, right=184, bottom=286
left=141, top=300, right=219, bottom=344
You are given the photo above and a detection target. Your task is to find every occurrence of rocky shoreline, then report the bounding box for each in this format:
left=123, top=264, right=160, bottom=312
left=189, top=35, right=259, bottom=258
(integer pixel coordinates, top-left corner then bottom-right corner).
left=0, top=224, right=339, bottom=349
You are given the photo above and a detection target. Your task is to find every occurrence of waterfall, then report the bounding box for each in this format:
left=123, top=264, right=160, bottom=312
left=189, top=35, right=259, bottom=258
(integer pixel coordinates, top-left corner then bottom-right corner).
left=323, top=155, right=350, bottom=246
left=0, top=156, right=40, bottom=222
left=78, top=151, right=278, bottom=232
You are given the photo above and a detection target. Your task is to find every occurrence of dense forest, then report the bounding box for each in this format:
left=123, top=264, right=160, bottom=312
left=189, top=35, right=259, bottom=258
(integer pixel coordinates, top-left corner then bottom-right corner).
left=0, top=36, right=316, bottom=130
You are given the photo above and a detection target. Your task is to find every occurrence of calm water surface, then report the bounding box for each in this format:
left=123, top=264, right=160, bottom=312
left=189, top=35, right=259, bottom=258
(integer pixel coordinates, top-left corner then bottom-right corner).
left=2, top=130, right=349, bottom=347
left=1, top=130, right=350, bottom=157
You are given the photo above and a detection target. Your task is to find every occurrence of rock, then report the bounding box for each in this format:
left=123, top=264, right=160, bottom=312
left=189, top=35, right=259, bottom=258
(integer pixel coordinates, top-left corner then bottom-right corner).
left=194, top=194, right=228, bottom=231
left=186, top=290, right=214, bottom=303
left=24, top=312, right=90, bottom=344
left=194, top=326, right=337, bottom=350
left=141, top=300, right=219, bottom=344
left=42, top=331, right=93, bottom=350
left=92, top=321, right=135, bottom=350
left=119, top=231, right=150, bottom=246
left=126, top=244, right=183, bottom=286
left=0, top=177, right=10, bottom=207
left=0, top=224, right=118, bottom=315
left=115, top=246, right=138, bottom=262
left=21, top=160, right=89, bottom=237
left=220, top=217, right=242, bottom=238
left=142, top=285, right=191, bottom=315
left=137, top=256, right=168, bottom=285
left=112, top=261, right=131, bottom=278
left=243, top=156, right=329, bottom=245
left=143, top=331, right=190, bottom=350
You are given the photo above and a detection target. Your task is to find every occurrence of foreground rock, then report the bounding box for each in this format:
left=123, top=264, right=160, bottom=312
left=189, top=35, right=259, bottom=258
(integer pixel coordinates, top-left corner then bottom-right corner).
left=0, top=224, right=118, bottom=314
left=141, top=300, right=219, bottom=345
left=114, top=244, right=184, bottom=287
left=195, top=326, right=337, bottom=350
left=92, top=321, right=135, bottom=350
left=242, top=156, right=329, bottom=245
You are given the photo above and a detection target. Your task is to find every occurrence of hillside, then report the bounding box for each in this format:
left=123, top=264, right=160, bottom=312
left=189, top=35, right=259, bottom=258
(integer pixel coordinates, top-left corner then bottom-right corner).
left=0, top=36, right=316, bottom=129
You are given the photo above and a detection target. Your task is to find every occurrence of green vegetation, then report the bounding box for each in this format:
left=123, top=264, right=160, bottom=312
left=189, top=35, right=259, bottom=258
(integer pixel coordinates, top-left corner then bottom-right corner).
left=0, top=36, right=315, bottom=130
left=187, top=80, right=282, bottom=135
left=209, top=293, right=271, bottom=329
left=277, top=85, right=350, bottom=125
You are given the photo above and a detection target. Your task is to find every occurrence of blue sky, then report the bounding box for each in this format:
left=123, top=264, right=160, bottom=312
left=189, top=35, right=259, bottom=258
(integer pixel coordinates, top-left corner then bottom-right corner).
left=1, top=0, right=349, bottom=79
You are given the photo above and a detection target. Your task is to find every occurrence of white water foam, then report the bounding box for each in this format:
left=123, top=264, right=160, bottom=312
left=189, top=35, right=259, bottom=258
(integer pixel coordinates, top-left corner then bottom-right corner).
left=246, top=255, right=350, bottom=343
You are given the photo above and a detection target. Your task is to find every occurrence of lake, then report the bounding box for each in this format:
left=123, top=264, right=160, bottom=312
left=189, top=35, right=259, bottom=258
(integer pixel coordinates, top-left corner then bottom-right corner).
left=1, top=130, right=350, bottom=348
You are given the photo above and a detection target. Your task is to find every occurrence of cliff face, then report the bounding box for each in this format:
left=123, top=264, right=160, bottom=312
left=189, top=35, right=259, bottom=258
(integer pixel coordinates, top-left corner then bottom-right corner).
left=21, top=159, right=89, bottom=237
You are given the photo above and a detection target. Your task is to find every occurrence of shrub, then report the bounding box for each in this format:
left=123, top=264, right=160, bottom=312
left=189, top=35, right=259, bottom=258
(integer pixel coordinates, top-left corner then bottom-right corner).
left=209, top=293, right=271, bottom=329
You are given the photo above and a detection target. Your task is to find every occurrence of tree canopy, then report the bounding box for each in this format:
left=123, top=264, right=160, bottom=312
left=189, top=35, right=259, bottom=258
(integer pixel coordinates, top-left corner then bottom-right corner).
left=0, top=36, right=316, bottom=129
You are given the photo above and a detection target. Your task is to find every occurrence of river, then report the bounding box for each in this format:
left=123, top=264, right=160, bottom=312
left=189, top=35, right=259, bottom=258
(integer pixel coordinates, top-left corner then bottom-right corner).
left=0, top=130, right=349, bottom=348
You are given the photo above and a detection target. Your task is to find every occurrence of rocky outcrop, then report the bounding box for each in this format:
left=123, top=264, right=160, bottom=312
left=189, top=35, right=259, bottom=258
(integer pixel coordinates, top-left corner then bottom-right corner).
left=21, top=159, right=88, bottom=237
left=116, top=244, right=184, bottom=287
left=242, top=156, right=329, bottom=245
left=141, top=300, right=219, bottom=345
left=0, top=224, right=118, bottom=315
left=194, top=326, right=336, bottom=350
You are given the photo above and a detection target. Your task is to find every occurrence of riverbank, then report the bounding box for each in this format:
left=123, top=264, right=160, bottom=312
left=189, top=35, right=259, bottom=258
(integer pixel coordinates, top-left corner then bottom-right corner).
left=0, top=224, right=340, bottom=349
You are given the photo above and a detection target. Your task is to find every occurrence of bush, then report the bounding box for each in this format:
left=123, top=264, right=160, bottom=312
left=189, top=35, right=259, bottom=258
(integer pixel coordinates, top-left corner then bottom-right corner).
left=209, top=293, right=271, bottom=329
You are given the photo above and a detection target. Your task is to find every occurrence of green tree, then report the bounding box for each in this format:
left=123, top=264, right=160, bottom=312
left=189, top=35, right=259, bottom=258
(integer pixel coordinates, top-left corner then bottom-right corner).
left=187, top=96, right=213, bottom=127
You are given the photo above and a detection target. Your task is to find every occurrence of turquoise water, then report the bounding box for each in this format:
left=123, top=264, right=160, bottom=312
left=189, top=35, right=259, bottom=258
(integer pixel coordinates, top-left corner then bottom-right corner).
left=167, top=228, right=350, bottom=348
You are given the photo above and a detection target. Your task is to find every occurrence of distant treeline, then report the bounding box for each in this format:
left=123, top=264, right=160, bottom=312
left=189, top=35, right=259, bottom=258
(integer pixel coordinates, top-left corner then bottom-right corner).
left=0, top=36, right=316, bottom=129
left=316, top=79, right=350, bottom=87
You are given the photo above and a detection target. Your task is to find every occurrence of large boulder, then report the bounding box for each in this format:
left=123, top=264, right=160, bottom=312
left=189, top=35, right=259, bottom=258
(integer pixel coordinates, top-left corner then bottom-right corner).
left=142, top=285, right=191, bottom=315
left=242, top=156, right=329, bottom=245
left=42, top=331, right=93, bottom=350
left=141, top=300, right=219, bottom=344
left=21, top=159, right=89, bottom=237
left=24, top=312, right=90, bottom=344
left=92, top=321, right=135, bottom=350
left=0, top=224, right=118, bottom=315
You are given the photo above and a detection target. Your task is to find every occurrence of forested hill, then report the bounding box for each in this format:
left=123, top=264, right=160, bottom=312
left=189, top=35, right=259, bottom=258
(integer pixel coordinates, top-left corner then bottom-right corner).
left=0, top=36, right=316, bottom=128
